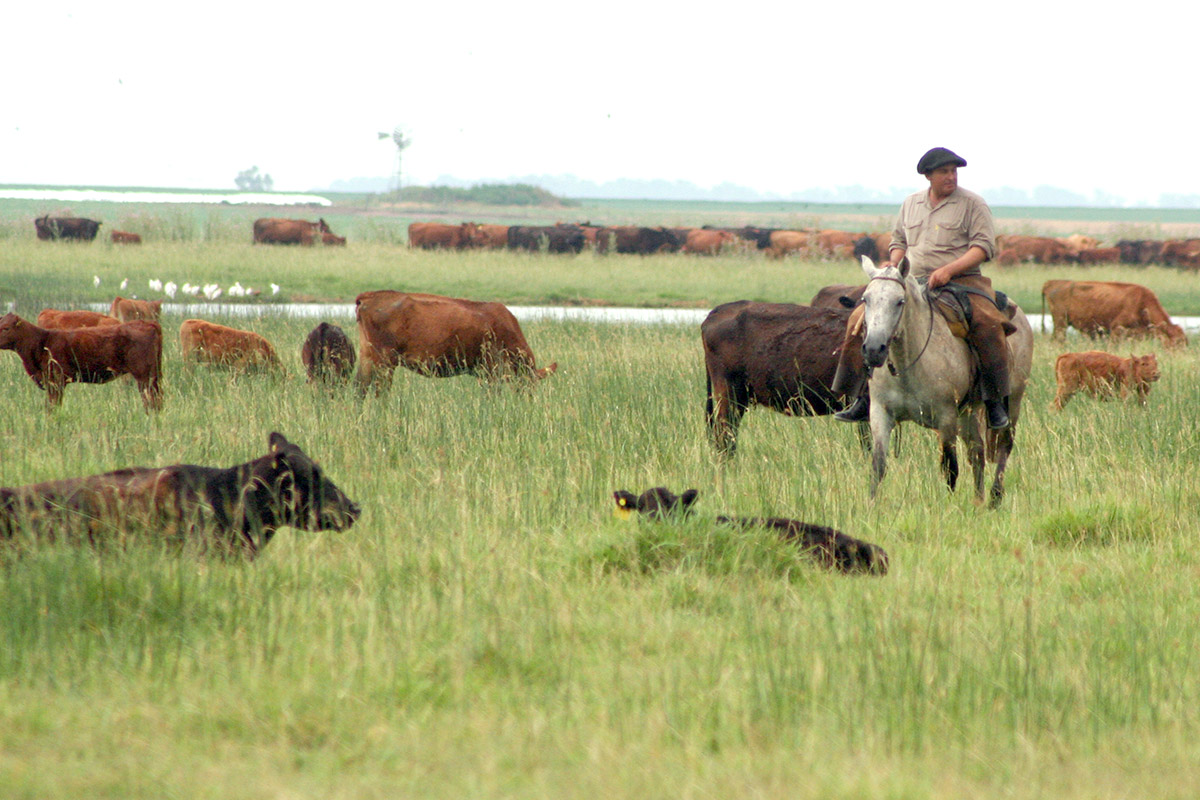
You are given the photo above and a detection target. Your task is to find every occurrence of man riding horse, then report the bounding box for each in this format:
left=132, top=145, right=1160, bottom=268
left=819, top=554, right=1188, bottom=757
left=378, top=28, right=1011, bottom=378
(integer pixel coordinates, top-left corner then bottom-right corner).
left=832, top=147, right=1013, bottom=430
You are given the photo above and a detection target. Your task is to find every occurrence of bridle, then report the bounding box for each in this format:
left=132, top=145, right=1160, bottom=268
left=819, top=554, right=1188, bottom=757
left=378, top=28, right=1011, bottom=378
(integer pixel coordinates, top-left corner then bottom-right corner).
left=866, top=274, right=935, bottom=375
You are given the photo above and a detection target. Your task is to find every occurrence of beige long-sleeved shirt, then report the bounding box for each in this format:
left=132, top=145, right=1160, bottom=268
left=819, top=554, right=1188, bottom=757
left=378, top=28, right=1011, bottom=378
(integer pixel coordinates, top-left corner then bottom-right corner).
left=889, top=187, right=996, bottom=280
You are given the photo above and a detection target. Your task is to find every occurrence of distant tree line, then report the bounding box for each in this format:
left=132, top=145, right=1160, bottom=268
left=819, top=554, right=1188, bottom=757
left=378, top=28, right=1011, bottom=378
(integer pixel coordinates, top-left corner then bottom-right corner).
left=391, top=183, right=578, bottom=207
left=235, top=166, right=274, bottom=192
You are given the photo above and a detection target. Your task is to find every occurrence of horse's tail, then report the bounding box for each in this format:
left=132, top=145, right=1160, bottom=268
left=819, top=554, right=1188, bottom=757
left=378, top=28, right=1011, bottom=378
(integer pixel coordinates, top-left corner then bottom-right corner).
left=1040, top=287, right=1046, bottom=333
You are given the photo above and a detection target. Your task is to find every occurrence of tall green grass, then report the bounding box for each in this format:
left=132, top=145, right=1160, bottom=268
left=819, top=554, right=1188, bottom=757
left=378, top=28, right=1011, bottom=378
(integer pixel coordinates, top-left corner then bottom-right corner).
left=1, top=298, right=1199, bottom=797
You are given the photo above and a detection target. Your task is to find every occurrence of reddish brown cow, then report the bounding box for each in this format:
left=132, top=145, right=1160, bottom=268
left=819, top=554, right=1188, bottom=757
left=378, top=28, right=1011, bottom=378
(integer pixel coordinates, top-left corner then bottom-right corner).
left=1042, top=280, right=1187, bottom=347
left=466, top=224, right=511, bottom=249
left=252, top=218, right=336, bottom=246
left=110, top=297, right=163, bottom=322
left=408, top=222, right=475, bottom=249
left=110, top=230, right=142, bottom=244
left=355, top=290, right=556, bottom=393
left=180, top=319, right=281, bottom=370
left=0, top=313, right=163, bottom=410
left=321, top=232, right=347, bottom=246
left=35, top=309, right=122, bottom=329
left=996, top=235, right=1072, bottom=264
left=1076, top=247, right=1121, bottom=265
left=301, top=321, right=356, bottom=383
left=1052, top=351, right=1160, bottom=410
left=702, top=300, right=857, bottom=455
left=682, top=229, right=736, bottom=255
left=1158, top=238, right=1200, bottom=268
left=815, top=230, right=867, bottom=257
left=765, top=230, right=811, bottom=259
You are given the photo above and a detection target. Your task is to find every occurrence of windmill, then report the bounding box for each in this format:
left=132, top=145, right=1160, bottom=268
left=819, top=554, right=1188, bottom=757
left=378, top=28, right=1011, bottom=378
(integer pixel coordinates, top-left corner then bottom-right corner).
left=377, top=126, right=412, bottom=194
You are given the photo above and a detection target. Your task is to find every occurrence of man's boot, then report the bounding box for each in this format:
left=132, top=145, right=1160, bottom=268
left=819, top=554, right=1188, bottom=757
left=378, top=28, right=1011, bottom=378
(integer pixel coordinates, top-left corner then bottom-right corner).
left=984, top=398, right=1009, bottom=430
left=835, top=394, right=870, bottom=423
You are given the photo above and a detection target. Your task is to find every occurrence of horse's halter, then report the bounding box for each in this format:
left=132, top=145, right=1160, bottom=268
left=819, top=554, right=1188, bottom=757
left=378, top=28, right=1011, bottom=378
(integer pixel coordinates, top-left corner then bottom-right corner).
left=866, top=273, right=935, bottom=374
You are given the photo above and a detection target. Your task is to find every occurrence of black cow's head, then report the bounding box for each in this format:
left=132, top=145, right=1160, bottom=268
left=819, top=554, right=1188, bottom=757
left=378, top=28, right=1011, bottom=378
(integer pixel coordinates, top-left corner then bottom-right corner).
left=612, top=487, right=699, bottom=520
left=253, top=433, right=360, bottom=532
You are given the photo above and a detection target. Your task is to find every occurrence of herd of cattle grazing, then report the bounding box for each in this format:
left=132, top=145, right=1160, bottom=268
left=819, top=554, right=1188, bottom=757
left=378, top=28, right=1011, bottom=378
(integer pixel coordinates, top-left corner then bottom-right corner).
left=30, top=214, right=1200, bottom=268
left=5, top=212, right=1193, bottom=564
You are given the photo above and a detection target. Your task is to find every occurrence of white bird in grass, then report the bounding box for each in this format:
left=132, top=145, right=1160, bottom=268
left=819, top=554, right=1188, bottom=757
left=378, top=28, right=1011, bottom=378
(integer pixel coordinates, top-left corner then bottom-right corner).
left=227, top=282, right=246, bottom=297
left=93, top=275, right=101, bottom=287
left=203, top=284, right=222, bottom=300
left=270, top=283, right=280, bottom=295
left=149, top=279, right=163, bottom=292
left=120, top=278, right=129, bottom=290
left=164, top=281, right=178, bottom=299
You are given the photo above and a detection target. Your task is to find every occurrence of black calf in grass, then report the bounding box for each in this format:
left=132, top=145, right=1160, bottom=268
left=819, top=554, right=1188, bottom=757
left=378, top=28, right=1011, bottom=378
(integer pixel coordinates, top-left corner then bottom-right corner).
left=612, top=487, right=888, bottom=576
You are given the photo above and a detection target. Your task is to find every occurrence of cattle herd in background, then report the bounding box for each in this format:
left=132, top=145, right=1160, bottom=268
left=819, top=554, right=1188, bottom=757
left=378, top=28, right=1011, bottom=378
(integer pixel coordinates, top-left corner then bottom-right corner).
left=29, top=214, right=1200, bottom=267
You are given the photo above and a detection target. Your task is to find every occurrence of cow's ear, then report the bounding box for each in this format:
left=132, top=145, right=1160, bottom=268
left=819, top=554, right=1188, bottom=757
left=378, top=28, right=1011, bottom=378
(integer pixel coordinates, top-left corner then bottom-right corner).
left=268, top=432, right=290, bottom=452
left=860, top=255, right=877, bottom=279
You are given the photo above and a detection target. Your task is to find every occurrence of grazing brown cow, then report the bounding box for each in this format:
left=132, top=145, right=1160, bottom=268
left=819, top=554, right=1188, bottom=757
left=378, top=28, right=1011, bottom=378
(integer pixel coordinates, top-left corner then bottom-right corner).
left=1158, top=238, right=1200, bottom=268
left=110, top=297, right=164, bottom=322
left=612, top=487, right=888, bottom=575
left=355, top=290, right=556, bottom=393
left=408, top=222, right=474, bottom=249
left=809, top=284, right=867, bottom=309
left=815, top=230, right=867, bottom=257
left=180, top=319, right=281, bottom=370
left=682, top=228, right=736, bottom=255
left=0, top=432, right=360, bottom=557
left=35, top=309, right=122, bottom=329
left=34, top=215, right=102, bottom=241
left=466, top=224, right=511, bottom=249
left=996, top=235, right=1072, bottom=264
left=252, top=217, right=336, bottom=245
left=1042, top=280, right=1187, bottom=347
left=0, top=313, right=163, bottom=410
left=702, top=300, right=856, bottom=455
left=1076, top=247, right=1121, bottom=265
left=765, top=230, right=811, bottom=259
left=1052, top=351, right=1160, bottom=410
left=320, top=232, right=347, bottom=246
left=110, top=230, right=142, bottom=244
left=301, top=321, right=356, bottom=383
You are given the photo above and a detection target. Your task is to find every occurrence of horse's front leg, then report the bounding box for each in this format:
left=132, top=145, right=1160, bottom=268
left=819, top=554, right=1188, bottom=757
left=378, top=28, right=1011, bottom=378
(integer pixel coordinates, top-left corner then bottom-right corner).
left=939, top=434, right=958, bottom=492
left=868, top=404, right=895, bottom=499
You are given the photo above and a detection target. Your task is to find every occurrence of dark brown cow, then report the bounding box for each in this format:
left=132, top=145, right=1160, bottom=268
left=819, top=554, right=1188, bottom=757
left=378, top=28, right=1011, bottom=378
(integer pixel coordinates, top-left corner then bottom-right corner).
left=702, top=300, right=855, bottom=455
left=612, top=487, right=888, bottom=575
left=408, top=222, right=474, bottom=249
left=0, top=313, right=163, bottom=410
left=809, top=284, right=867, bottom=309
left=1042, top=280, right=1187, bottom=347
left=110, top=297, right=163, bottom=322
left=1117, top=239, right=1163, bottom=265
left=110, top=230, right=142, bottom=244
left=1052, top=351, right=1160, bottom=410
left=1076, top=247, right=1120, bottom=265
left=506, top=224, right=586, bottom=254
left=355, top=290, right=556, bottom=393
left=34, top=215, right=102, bottom=241
left=0, top=432, right=360, bottom=557
left=253, top=218, right=336, bottom=245
left=180, top=319, right=281, bottom=370
left=35, top=309, right=122, bottom=329
left=594, top=226, right=675, bottom=255
left=682, top=229, right=736, bottom=255
left=1158, top=238, right=1200, bottom=268
left=301, top=322, right=356, bottom=383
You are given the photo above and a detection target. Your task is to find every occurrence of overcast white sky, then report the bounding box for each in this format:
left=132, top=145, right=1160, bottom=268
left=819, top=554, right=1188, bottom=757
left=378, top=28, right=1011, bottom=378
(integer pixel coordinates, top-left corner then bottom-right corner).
left=4, top=1, right=1195, bottom=205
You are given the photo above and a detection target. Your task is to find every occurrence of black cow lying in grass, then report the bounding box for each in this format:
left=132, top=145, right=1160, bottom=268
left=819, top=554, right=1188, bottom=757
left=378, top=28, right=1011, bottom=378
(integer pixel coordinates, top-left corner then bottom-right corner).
left=612, top=487, right=888, bottom=575
left=0, top=433, right=360, bottom=557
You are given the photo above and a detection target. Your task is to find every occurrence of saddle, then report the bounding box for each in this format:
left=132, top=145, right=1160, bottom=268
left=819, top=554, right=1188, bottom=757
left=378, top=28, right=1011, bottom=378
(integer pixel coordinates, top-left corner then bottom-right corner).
left=928, top=283, right=1018, bottom=339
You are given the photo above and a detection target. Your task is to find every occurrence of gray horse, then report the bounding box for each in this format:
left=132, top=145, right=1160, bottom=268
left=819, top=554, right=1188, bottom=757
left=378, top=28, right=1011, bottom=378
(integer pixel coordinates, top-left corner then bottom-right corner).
left=858, top=257, right=1033, bottom=507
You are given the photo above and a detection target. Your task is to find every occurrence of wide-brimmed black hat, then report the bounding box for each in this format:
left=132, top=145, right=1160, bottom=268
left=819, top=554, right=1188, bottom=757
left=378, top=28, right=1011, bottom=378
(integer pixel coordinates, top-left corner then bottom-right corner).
left=917, top=147, right=967, bottom=174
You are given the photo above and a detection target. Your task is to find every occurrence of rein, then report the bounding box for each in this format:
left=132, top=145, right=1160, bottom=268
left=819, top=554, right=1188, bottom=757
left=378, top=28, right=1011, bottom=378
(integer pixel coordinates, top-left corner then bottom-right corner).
left=868, top=274, right=935, bottom=374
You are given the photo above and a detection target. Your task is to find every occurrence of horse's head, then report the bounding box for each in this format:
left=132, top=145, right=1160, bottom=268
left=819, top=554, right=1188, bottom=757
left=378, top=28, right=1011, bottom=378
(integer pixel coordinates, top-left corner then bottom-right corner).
left=859, top=255, right=914, bottom=369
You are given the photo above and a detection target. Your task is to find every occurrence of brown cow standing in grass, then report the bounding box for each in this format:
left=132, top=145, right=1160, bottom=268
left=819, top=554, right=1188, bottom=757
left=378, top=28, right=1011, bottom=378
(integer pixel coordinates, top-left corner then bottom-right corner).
left=0, top=313, right=163, bottom=411
left=682, top=229, right=736, bottom=255
left=180, top=319, right=281, bottom=371
left=408, top=222, right=475, bottom=249
left=110, top=230, right=142, bottom=244
left=701, top=300, right=856, bottom=455
left=355, top=290, right=556, bottom=394
left=35, top=309, right=122, bottom=329
left=765, top=230, right=811, bottom=259
left=252, top=218, right=336, bottom=245
left=34, top=215, right=101, bottom=241
left=1052, top=351, right=1160, bottom=410
left=1042, top=280, right=1187, bottom=347
left=0, top=432, right=360, bottom=557
left=110, top=297, right=163, bottom=322
left=301, top=322, right=356, bottom=384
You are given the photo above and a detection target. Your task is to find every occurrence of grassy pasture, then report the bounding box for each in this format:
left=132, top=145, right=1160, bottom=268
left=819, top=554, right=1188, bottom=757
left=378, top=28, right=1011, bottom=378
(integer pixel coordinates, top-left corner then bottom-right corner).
left=2, top=200, right=1200, bottom=798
